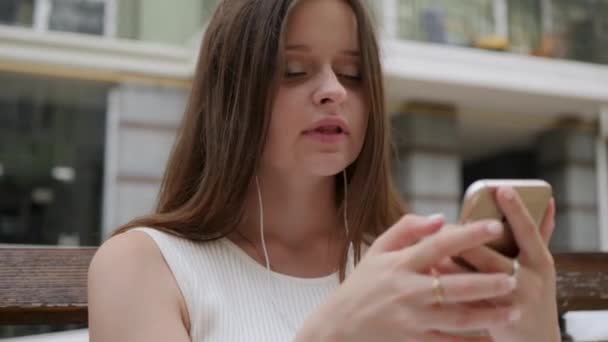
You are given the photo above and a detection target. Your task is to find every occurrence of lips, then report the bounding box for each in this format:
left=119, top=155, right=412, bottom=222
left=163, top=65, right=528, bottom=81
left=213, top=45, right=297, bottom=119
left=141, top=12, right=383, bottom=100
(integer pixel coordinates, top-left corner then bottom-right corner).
left=303, top=118, right=350, bottom=135
left=302, top=118, right=349, bottom=144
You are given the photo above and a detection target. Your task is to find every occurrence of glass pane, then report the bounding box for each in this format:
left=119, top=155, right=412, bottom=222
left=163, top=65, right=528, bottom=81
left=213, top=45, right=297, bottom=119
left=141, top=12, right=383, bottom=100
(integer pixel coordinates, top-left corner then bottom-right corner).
left=508, top=0, right=542, bottom=54
left=548, top=0, right=608, bottom=64
left=0, top=0, right=34, bottom=27
left=0, top=73, right=107, bottom=246
left=49, top=0, right=105, bottom=35
left=397, top=0, right=495, bottom=47
left=596, top=0, right=608, bottom=64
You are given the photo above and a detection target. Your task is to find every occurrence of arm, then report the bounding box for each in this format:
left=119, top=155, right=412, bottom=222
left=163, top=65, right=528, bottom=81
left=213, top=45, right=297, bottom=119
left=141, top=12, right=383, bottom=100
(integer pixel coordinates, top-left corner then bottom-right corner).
left=88, top=231, right=191, bottom=342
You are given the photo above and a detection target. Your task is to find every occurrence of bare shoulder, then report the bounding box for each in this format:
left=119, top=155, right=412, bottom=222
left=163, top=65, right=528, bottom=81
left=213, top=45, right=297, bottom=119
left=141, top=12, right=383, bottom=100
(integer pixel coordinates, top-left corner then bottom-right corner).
left=90, top=230, right=158, bottom=265
left=88, top=230, right=167, bottom=291
left=88, top=230, right=191, bottom=342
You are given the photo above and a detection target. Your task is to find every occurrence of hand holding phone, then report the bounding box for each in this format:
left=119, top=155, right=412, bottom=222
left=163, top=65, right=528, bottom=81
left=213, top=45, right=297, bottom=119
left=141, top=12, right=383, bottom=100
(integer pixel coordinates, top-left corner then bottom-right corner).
left=443, top=179, right=554, bottom=338
left=459, top=179, right=553, bottom=258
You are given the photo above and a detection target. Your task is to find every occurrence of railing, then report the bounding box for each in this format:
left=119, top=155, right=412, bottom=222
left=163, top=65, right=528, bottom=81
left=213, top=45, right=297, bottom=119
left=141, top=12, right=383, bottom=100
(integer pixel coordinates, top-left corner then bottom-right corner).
left=379, top=0, right=608, bottom=65
left=2, top=0, right=606, bottom=65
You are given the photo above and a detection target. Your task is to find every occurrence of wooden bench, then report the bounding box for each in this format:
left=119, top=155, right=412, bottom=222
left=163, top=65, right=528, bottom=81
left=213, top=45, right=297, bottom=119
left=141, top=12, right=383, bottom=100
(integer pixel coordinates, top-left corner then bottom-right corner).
left=0, top=247, right=95, bottom=325
left=1, top=248, right=607, bottom=329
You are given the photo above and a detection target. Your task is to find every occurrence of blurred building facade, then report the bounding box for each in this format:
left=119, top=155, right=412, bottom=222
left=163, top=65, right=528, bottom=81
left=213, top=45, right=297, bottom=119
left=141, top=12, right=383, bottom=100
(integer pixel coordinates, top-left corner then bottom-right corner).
left=0, top=0, right=607, bottom=251
left=1, top=0, right=607, bottom=248
left=0, top=0, right=607, bottom=339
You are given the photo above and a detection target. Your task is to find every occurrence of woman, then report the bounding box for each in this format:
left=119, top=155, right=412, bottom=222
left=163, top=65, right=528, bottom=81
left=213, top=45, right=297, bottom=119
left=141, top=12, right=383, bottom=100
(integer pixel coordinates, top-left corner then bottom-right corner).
left=88, top=0, right=560, bottom=341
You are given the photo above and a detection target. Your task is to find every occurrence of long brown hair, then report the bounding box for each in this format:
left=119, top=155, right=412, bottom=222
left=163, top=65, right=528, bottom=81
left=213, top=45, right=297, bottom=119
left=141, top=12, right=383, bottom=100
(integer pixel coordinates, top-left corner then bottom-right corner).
left=113, top=0, right=405, bottom=280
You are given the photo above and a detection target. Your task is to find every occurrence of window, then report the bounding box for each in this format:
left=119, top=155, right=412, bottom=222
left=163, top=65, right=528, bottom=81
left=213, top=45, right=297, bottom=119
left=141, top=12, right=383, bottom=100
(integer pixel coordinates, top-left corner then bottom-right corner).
left=397, top=0, right=495, bottom=47
left=550, top=0, right=596, bottom=62
left=0, top=73, right=108, bottom=246
left=0, top=0, right=115, bottom=36
left=48, top=0, right=106, bottom=35
left=598, top=1, right=608, bottom=64
left=0, top=0, right=34, bottom=27
left=550, top=0, right=608, bottom=64
left=508, top=0, right=542, bottom=54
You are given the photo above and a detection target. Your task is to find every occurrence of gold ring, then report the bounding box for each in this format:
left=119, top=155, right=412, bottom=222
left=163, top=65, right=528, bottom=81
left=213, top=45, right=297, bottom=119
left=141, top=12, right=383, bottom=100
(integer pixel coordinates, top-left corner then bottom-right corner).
left=432, top=274, right=444, bottom=305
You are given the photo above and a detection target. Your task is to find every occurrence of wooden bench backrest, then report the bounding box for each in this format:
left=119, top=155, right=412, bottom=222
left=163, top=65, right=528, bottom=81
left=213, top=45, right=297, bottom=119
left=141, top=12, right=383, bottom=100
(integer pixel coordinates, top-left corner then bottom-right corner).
left=554, top=253, right=608, bottom=313
left=1, top=248, right=607, bottom=325
left=0, top=247, right=96, bottom=325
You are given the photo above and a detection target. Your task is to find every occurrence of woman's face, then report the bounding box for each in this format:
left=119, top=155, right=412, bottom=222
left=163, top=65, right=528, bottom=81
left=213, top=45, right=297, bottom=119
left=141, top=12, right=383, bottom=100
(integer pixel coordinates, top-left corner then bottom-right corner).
left=263, top=0, right=368, bottom=177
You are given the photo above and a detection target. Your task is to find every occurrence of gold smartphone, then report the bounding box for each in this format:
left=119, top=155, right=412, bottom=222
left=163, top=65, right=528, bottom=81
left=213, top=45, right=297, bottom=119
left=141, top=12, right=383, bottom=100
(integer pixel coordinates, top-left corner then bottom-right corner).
left=444, top=179, right=553, bottom=338
left=459, top=179, right=553, bottom=257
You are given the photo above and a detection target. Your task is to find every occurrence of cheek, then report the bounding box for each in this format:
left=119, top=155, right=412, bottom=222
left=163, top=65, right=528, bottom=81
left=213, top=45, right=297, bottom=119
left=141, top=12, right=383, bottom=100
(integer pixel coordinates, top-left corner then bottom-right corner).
left=350, top=94, right=369, bottom=147
left=264, top=89, right=304, bottom=160
left=269, top=89, right=300, bottom=138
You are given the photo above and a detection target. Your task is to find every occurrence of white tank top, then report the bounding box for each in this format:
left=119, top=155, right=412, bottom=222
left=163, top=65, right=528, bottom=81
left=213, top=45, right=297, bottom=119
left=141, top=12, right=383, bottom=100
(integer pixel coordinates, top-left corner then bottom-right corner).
left=131, top=227, right=355, bottom=342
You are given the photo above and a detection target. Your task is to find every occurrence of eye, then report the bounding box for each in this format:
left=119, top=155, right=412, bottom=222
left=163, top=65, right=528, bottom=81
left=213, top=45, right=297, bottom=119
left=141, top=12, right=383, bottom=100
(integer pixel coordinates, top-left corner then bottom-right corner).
left=335, top=65, right=362, bottom=82
left=284, top=62, right=307, bottom=78
left=285, top=71, right=307, bottom=78
left=338, top=73, right=362, bottom=81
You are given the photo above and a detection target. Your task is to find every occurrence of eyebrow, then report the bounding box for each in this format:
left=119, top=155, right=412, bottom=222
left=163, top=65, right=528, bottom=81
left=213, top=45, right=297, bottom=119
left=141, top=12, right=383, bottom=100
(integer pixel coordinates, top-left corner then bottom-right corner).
left=285, top=44, right=360, bottom=57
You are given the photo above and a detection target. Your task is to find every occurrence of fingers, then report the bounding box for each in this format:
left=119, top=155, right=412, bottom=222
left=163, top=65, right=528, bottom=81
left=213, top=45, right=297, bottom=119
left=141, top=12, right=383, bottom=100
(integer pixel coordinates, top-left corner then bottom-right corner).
left=539, top=197, right=556, bottom=245
left=495, top=187, right=550, bottom=266
left=431, top=258, right=471, bottom=275
left=401, top=220, right=504, bottom=271
left=372, top=213, right=445, bottom=253
left=424, top=304, right=519, bottom=332
left=459, top=246, right=512, bottom=274
left=422, top=273, right=516, bottom=305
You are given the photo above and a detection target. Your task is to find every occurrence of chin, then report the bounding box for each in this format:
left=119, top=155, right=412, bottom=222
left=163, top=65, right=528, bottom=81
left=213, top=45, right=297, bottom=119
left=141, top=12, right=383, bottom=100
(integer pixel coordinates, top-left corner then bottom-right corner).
left=304, top=154, right=353, bottom=176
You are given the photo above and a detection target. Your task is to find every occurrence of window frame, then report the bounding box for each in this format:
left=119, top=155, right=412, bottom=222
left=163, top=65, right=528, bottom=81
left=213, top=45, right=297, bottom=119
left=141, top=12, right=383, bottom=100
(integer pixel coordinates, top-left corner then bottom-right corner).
left=32, top=0, right=116, bottom=36
left=390, top=0, right=505, bottom=43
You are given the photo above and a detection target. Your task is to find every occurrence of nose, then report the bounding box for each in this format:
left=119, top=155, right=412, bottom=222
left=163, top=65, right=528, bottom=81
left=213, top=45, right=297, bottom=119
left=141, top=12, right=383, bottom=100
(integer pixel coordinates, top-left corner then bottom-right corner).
left=312, top=66, right=347, bottom=107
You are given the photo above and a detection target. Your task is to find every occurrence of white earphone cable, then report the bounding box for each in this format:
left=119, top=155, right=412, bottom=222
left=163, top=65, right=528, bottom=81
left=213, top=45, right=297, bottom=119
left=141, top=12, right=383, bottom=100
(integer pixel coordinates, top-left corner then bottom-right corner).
left=254, top=170, right=350, bottom=335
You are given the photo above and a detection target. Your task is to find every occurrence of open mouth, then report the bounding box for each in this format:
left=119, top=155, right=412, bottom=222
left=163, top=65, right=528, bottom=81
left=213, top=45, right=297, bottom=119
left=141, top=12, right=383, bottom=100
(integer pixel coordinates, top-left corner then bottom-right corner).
left=313, top=126, right=344, bottom=134
left=307, top=125, right=345, bottom=134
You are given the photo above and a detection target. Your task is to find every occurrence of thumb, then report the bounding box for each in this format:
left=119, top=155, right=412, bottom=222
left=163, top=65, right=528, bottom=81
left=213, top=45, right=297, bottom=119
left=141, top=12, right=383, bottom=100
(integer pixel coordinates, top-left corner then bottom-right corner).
left=371, top=213, right=445, bottom=254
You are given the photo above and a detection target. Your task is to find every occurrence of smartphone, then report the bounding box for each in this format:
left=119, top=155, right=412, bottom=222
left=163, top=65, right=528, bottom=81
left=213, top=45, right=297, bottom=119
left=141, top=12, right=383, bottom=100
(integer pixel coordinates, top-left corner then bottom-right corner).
left=443, top=179, right=553, bottom=338
left=459, top=179, right=553, bottom=257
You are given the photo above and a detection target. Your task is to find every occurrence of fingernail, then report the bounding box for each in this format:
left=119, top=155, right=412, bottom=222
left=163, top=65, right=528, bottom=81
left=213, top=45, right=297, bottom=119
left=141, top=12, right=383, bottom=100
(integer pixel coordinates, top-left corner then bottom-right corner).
left=502, top=187, right=515, bottom=201
left=487, top=221, right=503, bottom=234
left=427, top=213, right=444, bottom=225
left=507, top=277, right=517, bottom=290
left=509, top=309, right=521, bottom=322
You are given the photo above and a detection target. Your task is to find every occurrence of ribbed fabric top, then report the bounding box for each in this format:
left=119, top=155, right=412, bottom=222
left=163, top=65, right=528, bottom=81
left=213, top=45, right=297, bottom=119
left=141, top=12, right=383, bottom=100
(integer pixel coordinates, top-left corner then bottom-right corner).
left=131, top=227, right=354, bottom=342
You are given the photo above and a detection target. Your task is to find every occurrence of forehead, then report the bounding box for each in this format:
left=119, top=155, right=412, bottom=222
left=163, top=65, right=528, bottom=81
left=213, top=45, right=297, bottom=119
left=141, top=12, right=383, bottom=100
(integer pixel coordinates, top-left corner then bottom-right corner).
left=284, top=0, right=359, bottom=50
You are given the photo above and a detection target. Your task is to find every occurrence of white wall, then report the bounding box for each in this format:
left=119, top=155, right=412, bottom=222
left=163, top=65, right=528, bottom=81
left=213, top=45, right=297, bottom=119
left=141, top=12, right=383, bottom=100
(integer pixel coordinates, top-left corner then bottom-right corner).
left=102, top=83, right=186, bottom=238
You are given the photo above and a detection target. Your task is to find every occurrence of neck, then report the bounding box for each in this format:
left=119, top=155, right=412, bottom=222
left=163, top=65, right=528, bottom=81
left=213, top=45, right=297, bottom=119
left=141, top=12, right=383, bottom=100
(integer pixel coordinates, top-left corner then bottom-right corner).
left=238, top=168, right=343, bottom=249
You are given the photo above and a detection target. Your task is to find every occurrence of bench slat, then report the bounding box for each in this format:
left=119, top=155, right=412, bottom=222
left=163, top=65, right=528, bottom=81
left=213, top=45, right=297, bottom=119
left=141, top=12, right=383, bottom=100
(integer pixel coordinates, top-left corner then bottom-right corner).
left=0, top=248, right=96, bottom=325
left=0, top=248, right=607, bottom=325
left=554, top=253, right=608, bottom=313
